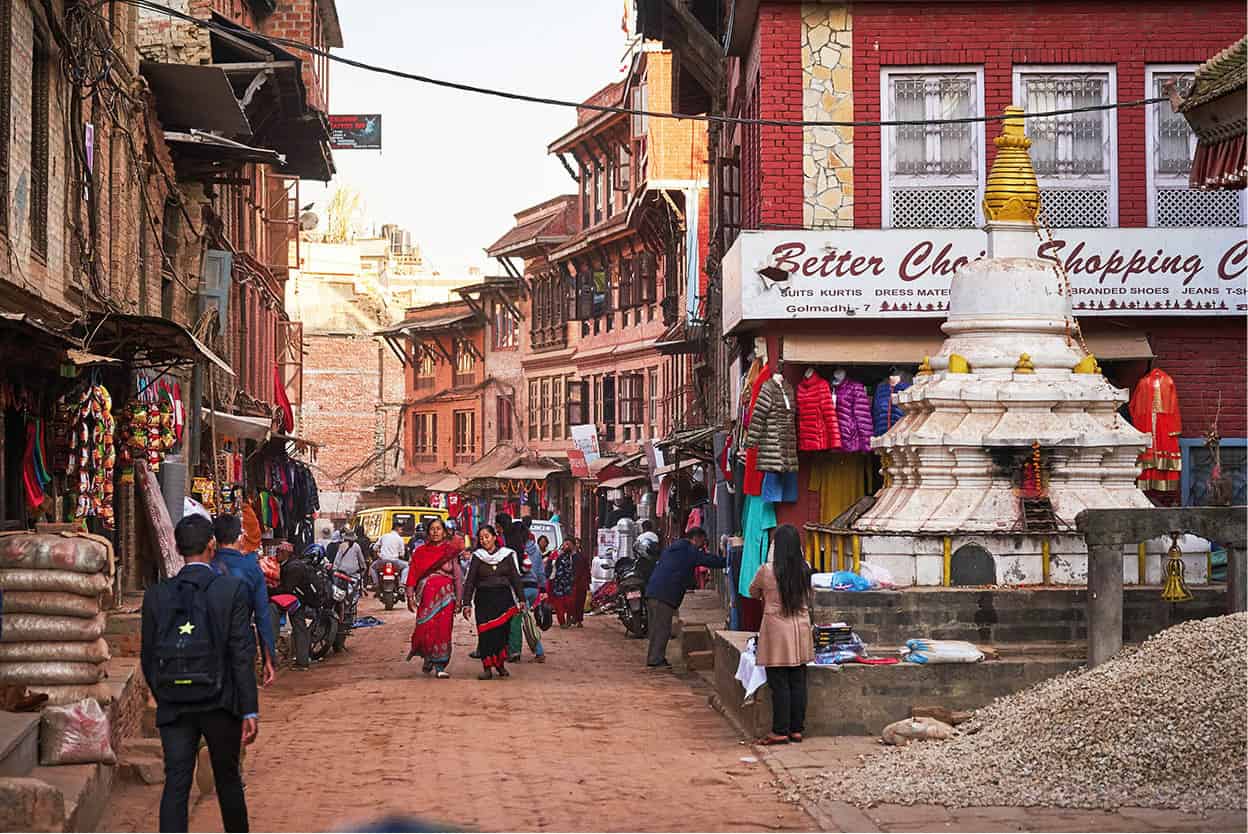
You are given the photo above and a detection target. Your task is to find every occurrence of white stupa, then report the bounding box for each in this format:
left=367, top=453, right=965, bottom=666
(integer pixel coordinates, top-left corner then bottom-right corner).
left=850, top=108, right=1157, bottom=586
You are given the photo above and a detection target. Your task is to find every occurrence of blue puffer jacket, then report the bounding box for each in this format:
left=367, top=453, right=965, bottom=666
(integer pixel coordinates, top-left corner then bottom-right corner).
left=645, top=538, right=727, bottom=609
left=872, top=380, right=910, bottom=437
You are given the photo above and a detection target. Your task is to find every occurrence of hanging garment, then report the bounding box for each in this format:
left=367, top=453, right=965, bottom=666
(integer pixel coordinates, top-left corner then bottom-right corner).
left=796, top=373, right=841, bottom=451
left=809, top=456, right=872, bottom=523
left=761, top=471, right=799, bottom=504
left=744, top=377, right=799, bottom=473
left=274, top=365, right=294, bottom=433
left=872, top=380, right=911, bottom=437
left=742, top=364, right=773, bottom=496
left=685, top=506, right=703, bottom=532
left=738, top=495, right=776, bottom=597
left=833, top=377, right=874, bottom=453
left=1129, top=369, right=1182, bottom=492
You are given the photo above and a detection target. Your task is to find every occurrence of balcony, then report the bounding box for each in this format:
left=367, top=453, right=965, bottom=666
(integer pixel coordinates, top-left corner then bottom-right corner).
left=531, top=325, right=568, bottom=352
left=415, top=375, right=436, bottom=391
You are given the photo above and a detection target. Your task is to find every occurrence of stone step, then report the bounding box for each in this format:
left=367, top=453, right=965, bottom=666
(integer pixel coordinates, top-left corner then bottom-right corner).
left=119, top=737, right=163, bottom=759
left=685, top=649, right=714, bottom=671
left=0, top=777, right=66, bottom=832
left=117, top=754, right=163, bottom=786
left=0, top=713, right=40, bottom=779
left=26, top=762, right=113, bottom=833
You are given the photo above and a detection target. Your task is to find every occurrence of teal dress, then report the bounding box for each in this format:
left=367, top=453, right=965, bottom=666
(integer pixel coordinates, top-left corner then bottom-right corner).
left=739, top=495, right=777, bottom=597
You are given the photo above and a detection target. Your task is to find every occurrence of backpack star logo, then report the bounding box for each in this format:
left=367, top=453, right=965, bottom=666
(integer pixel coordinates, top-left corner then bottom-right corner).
left=178, top=621, right=195, bottom=635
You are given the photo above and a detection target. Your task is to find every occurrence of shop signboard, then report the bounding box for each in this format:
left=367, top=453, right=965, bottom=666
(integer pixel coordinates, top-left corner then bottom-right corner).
left=570, top=424, right=600, bottom=467
left=568, top=448, right=589, bottom=478
left=722, top=227, right=1248, bottom=332
left=328, top=114, right=382, bottom=150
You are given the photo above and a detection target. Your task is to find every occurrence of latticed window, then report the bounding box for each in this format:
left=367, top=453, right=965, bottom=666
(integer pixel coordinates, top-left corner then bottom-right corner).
left=539, top=378, right=550, bottom=440
left=1018, top=69, right=1114, bottom=227
left=528, top=380, right=539, bottom=442
left=412, top=413, right=437, bottom=459
left=1148, top=68, right=1244, bottom=228
left=551, top=378, right=564, bottom=440
left=415, top=350, right=436, bottom=389
left=453, top=410, right=476, bottom=462
left=453, top=341, right=476, bottom=386
left=885, top=70, right=980, bottom=229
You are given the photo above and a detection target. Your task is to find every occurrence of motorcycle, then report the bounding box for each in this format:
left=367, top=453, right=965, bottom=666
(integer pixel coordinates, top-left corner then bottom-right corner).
left=328, top=568, right=363, bottom=653
left=377, top=560, right=403, bottom=610
left=613, top=555, right=649, bottom=638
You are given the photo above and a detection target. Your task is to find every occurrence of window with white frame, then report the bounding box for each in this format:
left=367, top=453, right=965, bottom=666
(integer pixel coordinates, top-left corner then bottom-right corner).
left=883, top=68, right=983, bottom=229
left=1015, top=67, right=1116, bottom=227
left=1146, top=66, right=1245, bottom=228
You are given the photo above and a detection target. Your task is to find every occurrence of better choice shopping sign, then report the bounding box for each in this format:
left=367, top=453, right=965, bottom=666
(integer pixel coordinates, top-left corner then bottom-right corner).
left=721, top=227, right=1247, bottom=332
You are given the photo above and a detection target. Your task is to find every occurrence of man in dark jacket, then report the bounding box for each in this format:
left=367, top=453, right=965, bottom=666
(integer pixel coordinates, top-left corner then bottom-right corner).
left=141, top=514, right=259, bottom=833
left=212, top=514, right=276, bottom=687
left=273, top=542, right=322, bottom=671
left=643, top=527, right=725, bottom=668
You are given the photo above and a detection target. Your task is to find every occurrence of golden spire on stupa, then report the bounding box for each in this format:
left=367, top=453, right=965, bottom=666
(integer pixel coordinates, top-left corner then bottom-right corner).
left=983, top=106, right=1041, bottom=224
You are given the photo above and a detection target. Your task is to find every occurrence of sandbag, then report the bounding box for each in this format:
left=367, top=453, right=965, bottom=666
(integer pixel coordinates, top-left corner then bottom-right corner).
left=0, top=661, right=105, bottom=686
left=0, top=568, right=110, bottom=597
left=2, top=590, right=101, bottom=619
left=900, top=639, right=985, bottom=664
left=0, top=613, right=106, bottom=643
left=39, top=698, right=117, bottom=765
left=0, top=533, right=110, bottom=574
left=0, top=639, right=111, bottom=664
left=881, top=716, right=957, bottom=746
left=27, top=682, right=114, bottom=706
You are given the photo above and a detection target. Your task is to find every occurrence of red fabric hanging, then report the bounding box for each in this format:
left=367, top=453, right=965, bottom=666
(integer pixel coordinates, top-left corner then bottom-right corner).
left=273, top=364, right=294, bottom=432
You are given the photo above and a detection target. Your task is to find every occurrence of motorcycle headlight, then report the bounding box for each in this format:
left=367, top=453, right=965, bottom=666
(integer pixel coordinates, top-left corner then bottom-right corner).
left=332, top=586, right=346, bottom=602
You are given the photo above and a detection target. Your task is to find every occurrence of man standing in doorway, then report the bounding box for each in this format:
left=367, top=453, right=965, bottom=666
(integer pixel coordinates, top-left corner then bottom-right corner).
left=643, top=528, right=725, bottom=669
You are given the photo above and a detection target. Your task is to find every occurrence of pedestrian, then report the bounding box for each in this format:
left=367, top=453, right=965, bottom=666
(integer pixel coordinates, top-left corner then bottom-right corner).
left=460, top=524, right=524, bottom=679
left=271, top=542, right=322, bottom=671
left=569, top=537, right=591, bottom=627
left=405, top=518, right=464, bottom=678
left=514, top=531, right=547, bottom=663
left=211, top=514, right=277, bottom=687
left=643, top=528, right=726, bottom=669
left=140, top=514, right=259, bottom=833
left=749, top=524, right=814, bottom=745
left=334, top=529, right=368, bottom=579
left=549, top=540, right=576, bottom=628
left=370, top=522, right=410, bottom=587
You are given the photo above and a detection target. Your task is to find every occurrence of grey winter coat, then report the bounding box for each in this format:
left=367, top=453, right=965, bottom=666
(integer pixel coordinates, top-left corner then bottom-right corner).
left=744, top=377, right=799, bottom=472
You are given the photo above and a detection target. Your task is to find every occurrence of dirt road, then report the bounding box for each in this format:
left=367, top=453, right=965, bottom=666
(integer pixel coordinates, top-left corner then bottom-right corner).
left=101, top=597, right=810, bottom=832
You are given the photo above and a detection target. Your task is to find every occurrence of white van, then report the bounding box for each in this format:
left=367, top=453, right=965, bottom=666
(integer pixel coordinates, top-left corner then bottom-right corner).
left=527, top=519, right=563, bottom=555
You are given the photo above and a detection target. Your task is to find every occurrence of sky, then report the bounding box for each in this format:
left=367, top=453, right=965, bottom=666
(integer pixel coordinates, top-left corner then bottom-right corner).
left=303, top=0, right=633, bottom=275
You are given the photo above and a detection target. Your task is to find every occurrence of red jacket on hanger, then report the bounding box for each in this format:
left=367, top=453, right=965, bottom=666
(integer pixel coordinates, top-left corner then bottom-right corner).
left=796, top=373, right=841, bottom=451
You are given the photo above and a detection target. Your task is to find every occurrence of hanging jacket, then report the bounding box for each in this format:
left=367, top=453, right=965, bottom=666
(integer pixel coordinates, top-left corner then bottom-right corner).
left=796, top=374, right=841, bottom=451
left=833, top=378, right=874, bottom=453
left=872, top=380, right=911, bottom=437
left=744, top=377, right=799, bottom=472
left=742, top=363, right=772, bottom=495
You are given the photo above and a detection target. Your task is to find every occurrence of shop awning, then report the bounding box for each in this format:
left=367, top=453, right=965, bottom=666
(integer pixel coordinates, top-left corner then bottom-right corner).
left=783, top=330, right=1153, bottom=364
left=141, top=62, right=251, bottom=137
left=82, top=314, right=234, bottom=376
left=427, top=473, right=464, bottom=493
left=0, top=312, right=78, bottom=349
left=654, top=459, right=700, bottom=477
left=202, top=409, right=271, bottom=441
left=457, top=445, right=526, bottom=487
left=597, top=474, right=647, bottom=490
left=163, top=131, right=286, bottom=176
left=496, top=463, right=567, bottom=480
left=1177, top=37, right=1247, bottom=190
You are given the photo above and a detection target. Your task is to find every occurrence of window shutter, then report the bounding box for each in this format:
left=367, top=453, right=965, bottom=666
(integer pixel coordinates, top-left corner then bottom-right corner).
left=575, top=273, right=594, bottom=320
left=199, top=248, right=233, bottom=328
left=638, top=253, right=657, bottom=303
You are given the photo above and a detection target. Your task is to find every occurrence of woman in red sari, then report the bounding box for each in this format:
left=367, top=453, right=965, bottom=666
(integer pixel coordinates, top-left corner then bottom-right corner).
left=405, top=518, right=464, bottom=678
left=570, top=537, right=591, bottom=627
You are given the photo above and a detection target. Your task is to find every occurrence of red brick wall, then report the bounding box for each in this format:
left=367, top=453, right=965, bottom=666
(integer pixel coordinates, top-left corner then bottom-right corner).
left=748, top=4, right=803, bottom=229
left=852, top=0, right=1246, bottom=229
left=1140, top=319, right=1247, bottom=439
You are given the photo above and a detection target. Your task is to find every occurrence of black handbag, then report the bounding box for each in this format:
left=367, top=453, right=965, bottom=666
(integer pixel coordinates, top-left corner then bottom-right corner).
left=535, top=599, right=553, bottom=631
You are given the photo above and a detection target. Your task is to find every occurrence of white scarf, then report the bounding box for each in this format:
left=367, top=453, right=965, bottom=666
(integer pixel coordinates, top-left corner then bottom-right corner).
left=473, top=546, right=518, bottom=569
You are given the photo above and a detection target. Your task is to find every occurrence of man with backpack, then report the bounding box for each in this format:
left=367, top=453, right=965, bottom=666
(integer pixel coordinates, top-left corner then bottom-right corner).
left=141, top=514, right=259, bottom=833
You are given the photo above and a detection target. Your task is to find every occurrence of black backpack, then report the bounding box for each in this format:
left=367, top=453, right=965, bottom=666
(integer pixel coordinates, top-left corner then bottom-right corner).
left=152, top=573, right=223, bottom=704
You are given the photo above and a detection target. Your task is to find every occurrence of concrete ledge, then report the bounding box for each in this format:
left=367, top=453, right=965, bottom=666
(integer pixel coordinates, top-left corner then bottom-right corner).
left=0, top=713, right=39, bottom=778
left=712, top=629, right=1082, bottom=738
left=26, top=762, right=113, bottom=833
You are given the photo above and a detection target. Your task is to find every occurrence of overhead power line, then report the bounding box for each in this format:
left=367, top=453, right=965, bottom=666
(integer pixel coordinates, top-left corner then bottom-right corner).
left=115, top=0, right=1173, bottom=129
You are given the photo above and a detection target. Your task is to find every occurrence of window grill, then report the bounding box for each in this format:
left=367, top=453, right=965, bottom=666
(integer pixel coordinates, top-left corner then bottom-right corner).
left=1038, top=187, right=1110, bottom=228
left=1155, top=74, right=1196, bottom=176
left=1022, top=74, right=1109, bottom=178
left=1155, top=188, right=1243, bottom=228
left=889, top=186, right=977, bottom=229
left=891, top=76, right=975, bottom=177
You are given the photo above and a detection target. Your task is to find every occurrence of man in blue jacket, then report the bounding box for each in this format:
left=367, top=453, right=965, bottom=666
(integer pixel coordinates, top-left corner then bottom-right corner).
left=643, top=527, right=725, bottom=668
left=213, top=514, right=276, bottom=687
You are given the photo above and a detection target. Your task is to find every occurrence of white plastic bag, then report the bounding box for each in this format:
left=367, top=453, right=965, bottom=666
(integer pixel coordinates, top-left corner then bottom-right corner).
left=810, top=572, right=835, bottom=590
left=39, top=697, right=117, bottom=765
left=859, top=561, right=897, bottom=589
left=900, top=639, right=984, bottom=664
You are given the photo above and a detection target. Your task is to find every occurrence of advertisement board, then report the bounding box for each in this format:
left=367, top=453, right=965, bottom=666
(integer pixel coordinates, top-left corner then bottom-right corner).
left=722, top=227, right=1247, bottom=332
left=328, top=114, right=382, bottom=150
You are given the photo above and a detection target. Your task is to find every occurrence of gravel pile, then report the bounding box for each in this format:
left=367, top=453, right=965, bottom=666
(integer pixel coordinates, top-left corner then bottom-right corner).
left=802, top=613, right=1247, bottom=812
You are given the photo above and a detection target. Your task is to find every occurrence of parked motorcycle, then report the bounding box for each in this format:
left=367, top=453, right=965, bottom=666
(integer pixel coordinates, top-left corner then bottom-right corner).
left=329, top=568, right=363, bottom=653
left=613, top=555, right=649, bottom=638
left=377, top=560, right=403, bottom=610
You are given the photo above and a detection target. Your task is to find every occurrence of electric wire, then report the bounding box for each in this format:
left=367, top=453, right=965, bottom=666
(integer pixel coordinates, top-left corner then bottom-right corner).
left=113, top=0, right=1173, bottom=129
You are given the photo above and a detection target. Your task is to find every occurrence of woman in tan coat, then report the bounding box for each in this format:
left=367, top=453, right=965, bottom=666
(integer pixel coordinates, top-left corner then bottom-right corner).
left=749, top=524, right=814, bottom=744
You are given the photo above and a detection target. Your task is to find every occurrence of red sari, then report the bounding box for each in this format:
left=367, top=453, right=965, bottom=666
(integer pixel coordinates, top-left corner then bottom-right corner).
left=406, top=540, right=462, bottom=669
left=570, top=549, right=591, bottom=625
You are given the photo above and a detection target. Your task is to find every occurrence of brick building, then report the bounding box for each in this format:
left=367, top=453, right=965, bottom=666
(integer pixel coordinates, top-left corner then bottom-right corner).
left=487, top=47, right=715, bottom=540
left=641, top=0, right=1247, bottom=533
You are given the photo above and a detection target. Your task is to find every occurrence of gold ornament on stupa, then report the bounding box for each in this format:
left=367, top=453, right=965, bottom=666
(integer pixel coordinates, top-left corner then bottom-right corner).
left=983, top=106, right=1041, bottom=224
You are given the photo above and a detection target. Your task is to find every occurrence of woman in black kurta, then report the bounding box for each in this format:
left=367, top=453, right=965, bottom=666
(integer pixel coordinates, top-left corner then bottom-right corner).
left=460, top=525, right=525, bottom=679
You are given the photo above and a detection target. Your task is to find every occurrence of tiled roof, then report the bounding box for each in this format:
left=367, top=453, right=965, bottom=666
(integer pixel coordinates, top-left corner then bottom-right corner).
left=1180, top=37, right=1247, bottom=113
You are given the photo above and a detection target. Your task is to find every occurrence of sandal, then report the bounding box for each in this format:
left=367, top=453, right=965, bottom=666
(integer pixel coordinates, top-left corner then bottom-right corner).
left=757, top=735, right=789, bottom=746
left=789, top=733, right=803, bottom=743
left=435, top=669, right=451, bottom=679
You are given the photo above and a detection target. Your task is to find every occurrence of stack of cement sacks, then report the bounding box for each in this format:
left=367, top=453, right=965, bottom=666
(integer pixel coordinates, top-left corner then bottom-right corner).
left=0, top=532, right=112, bottom=704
